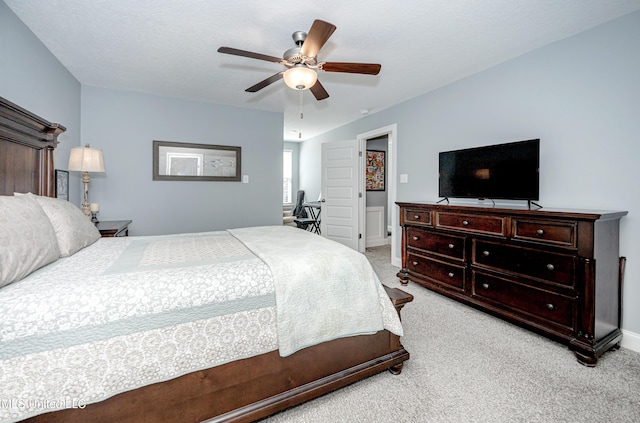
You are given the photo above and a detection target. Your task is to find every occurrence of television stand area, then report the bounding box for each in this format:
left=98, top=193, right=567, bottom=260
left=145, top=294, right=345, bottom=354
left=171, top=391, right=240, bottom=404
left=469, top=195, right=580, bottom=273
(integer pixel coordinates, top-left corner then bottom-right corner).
left=528, top=199, right=543, bottom=209
left=396, top=201, right=627, bottom=366
left=437, top=197, right=543, bottom=210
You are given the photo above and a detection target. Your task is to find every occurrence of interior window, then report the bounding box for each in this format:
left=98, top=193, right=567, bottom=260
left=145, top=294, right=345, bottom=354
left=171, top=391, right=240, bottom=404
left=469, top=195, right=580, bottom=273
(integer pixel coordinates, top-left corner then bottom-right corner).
left=283, top=149, right=293, bottom=204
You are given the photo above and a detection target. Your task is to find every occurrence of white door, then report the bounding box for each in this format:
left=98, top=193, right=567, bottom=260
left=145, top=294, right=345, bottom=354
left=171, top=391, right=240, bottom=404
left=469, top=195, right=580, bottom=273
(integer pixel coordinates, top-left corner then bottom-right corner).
left=320, top=139, right=364, bottom=251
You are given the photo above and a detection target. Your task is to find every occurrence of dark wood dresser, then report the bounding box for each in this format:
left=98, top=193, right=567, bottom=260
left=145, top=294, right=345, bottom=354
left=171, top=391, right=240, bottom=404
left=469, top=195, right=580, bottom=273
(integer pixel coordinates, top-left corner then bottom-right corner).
left=397, top=202, right=627, bottom=366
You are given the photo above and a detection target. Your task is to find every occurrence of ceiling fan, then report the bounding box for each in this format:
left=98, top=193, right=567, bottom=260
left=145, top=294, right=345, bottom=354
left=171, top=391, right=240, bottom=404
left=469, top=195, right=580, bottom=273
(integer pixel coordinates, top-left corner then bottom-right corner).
left=217, top=19, right=381, bottom=101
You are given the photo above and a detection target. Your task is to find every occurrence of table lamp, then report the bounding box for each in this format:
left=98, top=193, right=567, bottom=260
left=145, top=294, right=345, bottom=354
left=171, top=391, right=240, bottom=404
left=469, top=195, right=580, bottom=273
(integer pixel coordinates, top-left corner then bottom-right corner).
left=68, top=143, right=105, bottom=217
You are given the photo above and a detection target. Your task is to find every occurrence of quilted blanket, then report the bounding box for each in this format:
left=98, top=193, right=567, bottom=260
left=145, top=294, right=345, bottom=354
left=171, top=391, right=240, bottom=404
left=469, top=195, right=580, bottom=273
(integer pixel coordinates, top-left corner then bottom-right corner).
left=0, top=227, right=402, bottom=422
left=230, top=226, right=393, bottom=356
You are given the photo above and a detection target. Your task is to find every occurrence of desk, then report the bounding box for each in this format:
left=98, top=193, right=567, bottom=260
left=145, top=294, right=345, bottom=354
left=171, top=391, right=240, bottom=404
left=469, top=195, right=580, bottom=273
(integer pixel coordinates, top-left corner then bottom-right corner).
left=296, top=201, right=321, bottom=234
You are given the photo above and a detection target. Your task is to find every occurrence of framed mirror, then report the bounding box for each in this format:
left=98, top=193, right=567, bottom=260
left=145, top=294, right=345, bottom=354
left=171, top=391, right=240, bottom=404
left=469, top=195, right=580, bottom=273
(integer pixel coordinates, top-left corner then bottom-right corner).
left=153, top=140, right=241, bottom=181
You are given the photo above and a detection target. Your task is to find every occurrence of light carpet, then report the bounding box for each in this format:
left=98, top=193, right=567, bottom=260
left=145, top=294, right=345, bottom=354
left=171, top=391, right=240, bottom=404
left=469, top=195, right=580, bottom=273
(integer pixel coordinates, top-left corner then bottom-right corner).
left=262, top=245, right=640, bottom=423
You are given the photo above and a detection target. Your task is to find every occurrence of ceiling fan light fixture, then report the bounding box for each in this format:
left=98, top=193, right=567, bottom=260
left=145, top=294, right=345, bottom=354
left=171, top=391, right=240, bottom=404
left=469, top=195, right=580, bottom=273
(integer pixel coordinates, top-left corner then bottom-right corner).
left=283, top=65, right=317, bottom=90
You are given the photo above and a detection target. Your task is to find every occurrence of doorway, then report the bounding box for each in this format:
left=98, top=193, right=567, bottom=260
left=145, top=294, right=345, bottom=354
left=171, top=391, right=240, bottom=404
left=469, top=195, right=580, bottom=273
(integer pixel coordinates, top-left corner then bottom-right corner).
left=364, top=135, right=389, bottom=248
left=358, top=124, right=399, bottom=267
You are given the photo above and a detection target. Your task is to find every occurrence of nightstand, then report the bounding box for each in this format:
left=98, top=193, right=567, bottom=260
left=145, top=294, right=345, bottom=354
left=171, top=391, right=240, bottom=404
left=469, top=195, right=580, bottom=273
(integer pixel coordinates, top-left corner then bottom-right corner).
left=96, top=220, right=132, bottom=237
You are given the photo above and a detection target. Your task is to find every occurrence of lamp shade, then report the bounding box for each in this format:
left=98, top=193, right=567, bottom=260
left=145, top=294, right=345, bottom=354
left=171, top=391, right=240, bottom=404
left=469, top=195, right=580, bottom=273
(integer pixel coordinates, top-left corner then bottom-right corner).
left=68, top=144, right=105, bottom=173
left=283, top=65, right=318, bottom=90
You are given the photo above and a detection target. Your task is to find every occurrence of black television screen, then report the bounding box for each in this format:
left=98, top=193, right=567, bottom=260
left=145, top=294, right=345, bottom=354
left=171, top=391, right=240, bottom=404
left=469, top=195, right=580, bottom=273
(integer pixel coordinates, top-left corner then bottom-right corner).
left=438, top=139, right=540, bottom=201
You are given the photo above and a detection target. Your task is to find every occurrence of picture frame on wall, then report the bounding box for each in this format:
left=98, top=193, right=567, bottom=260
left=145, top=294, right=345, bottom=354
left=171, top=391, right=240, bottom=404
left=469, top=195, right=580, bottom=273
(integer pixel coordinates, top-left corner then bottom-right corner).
left=152, top=140, right=242, bottom=182
left=55, top=169, right=69, bottom=200
left=366, top=150, right=385, bottom=191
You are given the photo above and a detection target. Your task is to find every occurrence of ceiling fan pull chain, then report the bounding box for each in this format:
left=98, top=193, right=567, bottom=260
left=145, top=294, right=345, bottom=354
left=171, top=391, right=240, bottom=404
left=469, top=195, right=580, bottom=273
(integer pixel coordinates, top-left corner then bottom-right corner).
left=299, top=90, right=303, bottom=138
left=299, top=89, right=304, bottom=119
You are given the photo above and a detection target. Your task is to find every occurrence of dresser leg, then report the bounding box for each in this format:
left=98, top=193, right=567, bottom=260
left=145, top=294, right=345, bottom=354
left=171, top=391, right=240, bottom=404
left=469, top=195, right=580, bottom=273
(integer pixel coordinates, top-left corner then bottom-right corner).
left=573, top=350, right=598, bottom=367
left=571, top=329, right=622, bottom=367
left=388, top=362, right=404, bottom=375
left=396, top=269, right=409, bottom=285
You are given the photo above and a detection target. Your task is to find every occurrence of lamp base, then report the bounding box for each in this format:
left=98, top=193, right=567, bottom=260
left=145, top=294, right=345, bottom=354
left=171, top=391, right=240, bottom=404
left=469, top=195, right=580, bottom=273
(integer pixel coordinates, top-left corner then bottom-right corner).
left=82, top=172, right=91, bottom=218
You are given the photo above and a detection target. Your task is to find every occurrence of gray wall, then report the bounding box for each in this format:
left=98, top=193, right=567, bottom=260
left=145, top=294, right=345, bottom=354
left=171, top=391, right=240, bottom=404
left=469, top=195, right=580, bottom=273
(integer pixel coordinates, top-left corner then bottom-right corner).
left=298, top=139, right=322, bottom=203
left=301, top=11, right=640, bottom=335
left=82, top=86, right=283, bottom=235
left=0, top=1, right=82, bottom=205
left=2, top=1, right=284, bottom=236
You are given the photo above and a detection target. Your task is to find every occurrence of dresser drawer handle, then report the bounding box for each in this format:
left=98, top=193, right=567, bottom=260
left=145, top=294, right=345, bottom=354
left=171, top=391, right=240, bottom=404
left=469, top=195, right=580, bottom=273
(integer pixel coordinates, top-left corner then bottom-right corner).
left=482, top=283, right=490, bottom=289
left=448, top=243, right=455, bottom=249
left=546, top=303, right=556, bottom=311
left=412, top=261, right=419, bottom=266
left=413, top=236, right=419, bottom=241
left=462, top=220, right=469, bottom=226
left=482, top=250, right=490, bottom=257
left=414, top=215, right=421, bottom=220
left=448, top=272, right=455, bottom=278
left=536, top=229, right=545, bottom=235
left=546, top=264, right=555, bottom=271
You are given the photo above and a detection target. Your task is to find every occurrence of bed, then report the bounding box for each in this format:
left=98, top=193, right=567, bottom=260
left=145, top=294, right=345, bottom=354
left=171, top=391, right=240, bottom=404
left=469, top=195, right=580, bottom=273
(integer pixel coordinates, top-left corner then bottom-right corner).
left=0, top=96, right=412, bottom=423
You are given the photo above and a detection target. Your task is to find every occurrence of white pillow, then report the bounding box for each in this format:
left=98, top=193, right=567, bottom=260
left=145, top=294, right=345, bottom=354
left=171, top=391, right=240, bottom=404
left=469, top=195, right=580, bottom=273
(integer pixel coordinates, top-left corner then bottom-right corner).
left=31, top=195, right=101, bottom=257
left=0, top=194, right=60, bottom=288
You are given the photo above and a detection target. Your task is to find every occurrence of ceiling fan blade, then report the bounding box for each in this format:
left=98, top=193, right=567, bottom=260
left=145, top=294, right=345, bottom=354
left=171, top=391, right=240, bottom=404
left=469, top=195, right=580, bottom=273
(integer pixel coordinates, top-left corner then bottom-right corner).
left=300, top=20, right=337, bottom=58
left=321, top=62, right=381, bottom=75
left=218, top=47, right=283, bottom=63
left=245, top=72, right=284, bottom=92
left=310, top=80, right=329, bottom=101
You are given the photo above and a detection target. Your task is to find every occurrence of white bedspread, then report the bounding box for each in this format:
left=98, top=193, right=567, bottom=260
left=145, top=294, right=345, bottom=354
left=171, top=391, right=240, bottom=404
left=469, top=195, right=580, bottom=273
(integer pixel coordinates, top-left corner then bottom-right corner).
left=0, top=227, right=402, bottom=422
left=230, top=226, right=397, bottom=356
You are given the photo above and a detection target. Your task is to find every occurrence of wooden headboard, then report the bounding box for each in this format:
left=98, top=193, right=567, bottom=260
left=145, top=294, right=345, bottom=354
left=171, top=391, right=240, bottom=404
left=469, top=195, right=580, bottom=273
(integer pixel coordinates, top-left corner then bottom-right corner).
left=0, top=96, right=65, bottom=197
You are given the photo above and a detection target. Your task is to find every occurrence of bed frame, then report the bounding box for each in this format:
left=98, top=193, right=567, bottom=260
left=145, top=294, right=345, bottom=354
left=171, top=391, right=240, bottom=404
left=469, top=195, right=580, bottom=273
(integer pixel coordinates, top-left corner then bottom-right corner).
left=0, top=96, right=413, bottom=423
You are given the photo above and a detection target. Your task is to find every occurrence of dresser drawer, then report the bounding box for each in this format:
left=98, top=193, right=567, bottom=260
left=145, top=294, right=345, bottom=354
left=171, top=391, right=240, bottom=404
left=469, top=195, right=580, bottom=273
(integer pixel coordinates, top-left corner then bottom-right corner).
left=407, top=252, right=465, bottom=291
left=406, top=227, right=466, bottom=261
left=512, top=218, right=577, bottom=248
left=436, top=212, right=506, bottom=236
left=472, top=240, right=576, bottom=288
left=472, top=271, right=575, bottom=328
left=404, top=209, right=431, bottom=226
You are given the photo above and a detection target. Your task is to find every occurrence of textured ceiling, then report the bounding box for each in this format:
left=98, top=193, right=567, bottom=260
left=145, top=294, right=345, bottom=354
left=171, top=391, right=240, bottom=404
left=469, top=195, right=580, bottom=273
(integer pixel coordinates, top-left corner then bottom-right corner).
left=6, top=0, right=640, bottom=141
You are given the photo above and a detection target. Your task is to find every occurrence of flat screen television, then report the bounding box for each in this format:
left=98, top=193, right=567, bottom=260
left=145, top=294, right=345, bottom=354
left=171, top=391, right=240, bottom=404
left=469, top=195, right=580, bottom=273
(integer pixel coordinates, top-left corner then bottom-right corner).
left=438, top=139, right=540, bottom=201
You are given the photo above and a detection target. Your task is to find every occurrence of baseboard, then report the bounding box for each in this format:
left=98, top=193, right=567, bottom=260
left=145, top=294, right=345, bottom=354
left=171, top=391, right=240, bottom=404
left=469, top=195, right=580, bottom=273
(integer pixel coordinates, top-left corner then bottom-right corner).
left=621, top=329, right=640, bottom=353
left=366, top=239, right=387, bottom=248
